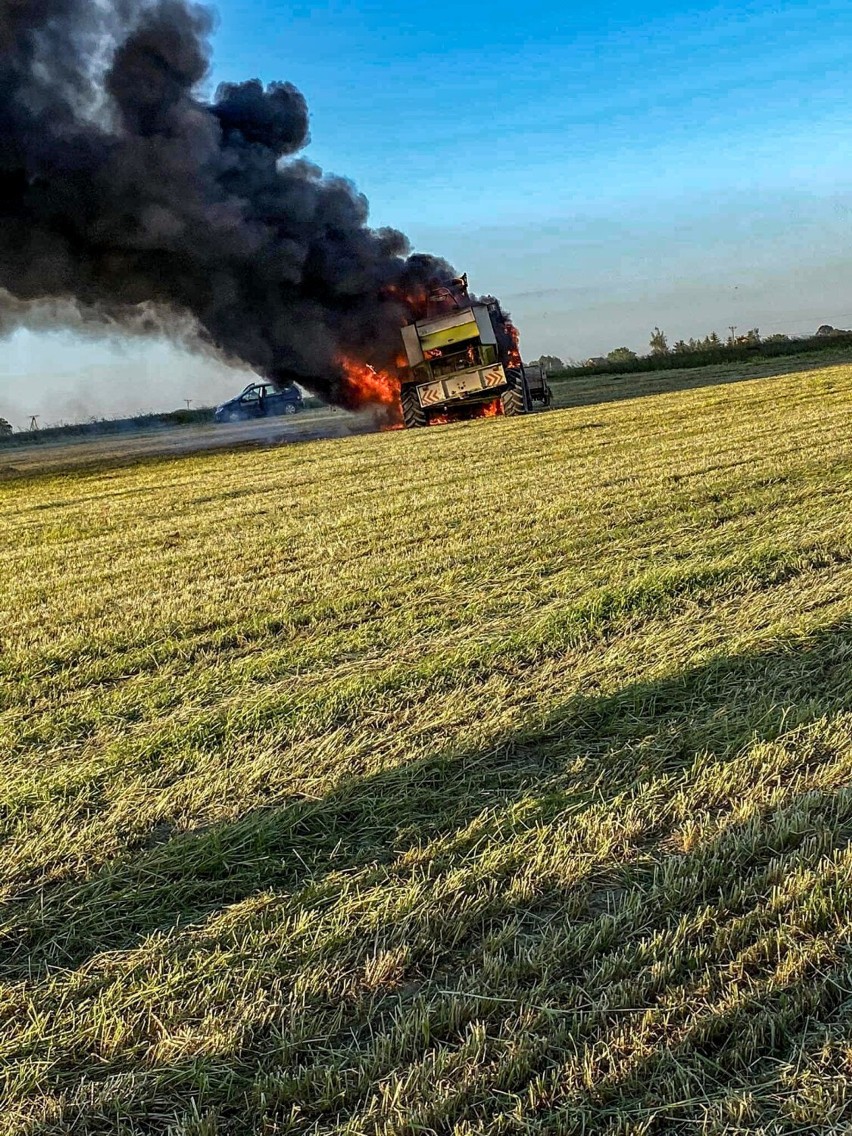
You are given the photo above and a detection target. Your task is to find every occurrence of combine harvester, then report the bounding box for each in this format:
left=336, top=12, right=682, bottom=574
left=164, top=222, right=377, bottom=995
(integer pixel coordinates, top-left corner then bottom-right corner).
left=398, top=275, right=552, bottom=427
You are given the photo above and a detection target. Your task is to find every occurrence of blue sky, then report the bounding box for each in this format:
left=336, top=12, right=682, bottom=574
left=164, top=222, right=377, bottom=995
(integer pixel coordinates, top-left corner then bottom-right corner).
left=5, top=0, right=852, bottom=423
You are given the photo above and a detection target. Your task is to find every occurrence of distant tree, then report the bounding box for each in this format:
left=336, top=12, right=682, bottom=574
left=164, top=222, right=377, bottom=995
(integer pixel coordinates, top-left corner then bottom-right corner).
left=730, top=328, right=761, bottom=347
left=532, top=354, right=564, bottom=372
left=606, top=346, right=637, bottom=364
left=703, top=331, right=723, bottom=349
left=0, top=417, right=12, bottom=437
left=672, top=339, right=690, bottom=354
left=649, top=327, right=669, bottom=356
left=763, top=332, right=790, bottom=344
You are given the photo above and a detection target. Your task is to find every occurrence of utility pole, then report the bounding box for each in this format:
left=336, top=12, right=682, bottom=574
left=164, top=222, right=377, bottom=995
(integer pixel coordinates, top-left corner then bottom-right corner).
left=728, top=325, right=737, bottom=346
left=28, top=415, right=39, bottom=431
left=183, top=399, right=192, bottom=410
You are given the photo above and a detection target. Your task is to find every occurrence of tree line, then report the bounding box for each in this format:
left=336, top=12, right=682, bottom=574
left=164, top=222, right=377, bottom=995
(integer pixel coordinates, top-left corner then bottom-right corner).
left=529, top=323, right=852, bottom=378
left=613, top=325, right=785, bottom=364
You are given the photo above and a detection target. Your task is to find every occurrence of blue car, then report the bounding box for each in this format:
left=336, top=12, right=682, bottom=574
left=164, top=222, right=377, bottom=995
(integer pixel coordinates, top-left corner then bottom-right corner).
left=214, top=381, right=303, bottom=423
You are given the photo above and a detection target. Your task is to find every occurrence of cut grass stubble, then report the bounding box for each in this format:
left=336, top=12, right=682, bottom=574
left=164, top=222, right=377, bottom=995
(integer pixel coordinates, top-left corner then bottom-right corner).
left=2, top=357, right=852, bottom=1133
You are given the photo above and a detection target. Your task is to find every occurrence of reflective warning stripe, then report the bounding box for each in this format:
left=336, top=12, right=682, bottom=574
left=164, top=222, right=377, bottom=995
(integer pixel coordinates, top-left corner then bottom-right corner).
left=417, top=365, right=505, bottom=407
left=482, top=365, right=506, bottom=388
left=418, top=383, right=444, bottom=406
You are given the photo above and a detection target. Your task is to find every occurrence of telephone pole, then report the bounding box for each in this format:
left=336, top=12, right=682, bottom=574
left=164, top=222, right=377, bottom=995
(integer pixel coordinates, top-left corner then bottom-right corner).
left=28, top=415, right=39, bottom=431
left=728, top=325, right=737, bottom=346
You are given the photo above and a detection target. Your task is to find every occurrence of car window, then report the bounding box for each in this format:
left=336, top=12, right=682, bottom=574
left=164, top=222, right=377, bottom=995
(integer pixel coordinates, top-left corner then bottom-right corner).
left=241, top=389, right=260, bottom=402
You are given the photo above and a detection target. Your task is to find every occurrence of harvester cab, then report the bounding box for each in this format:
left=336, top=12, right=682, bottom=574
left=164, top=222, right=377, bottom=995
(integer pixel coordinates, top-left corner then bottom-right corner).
left=398, top=273, right=534, bottom=428
left=424, top=273, right=470, bottom=317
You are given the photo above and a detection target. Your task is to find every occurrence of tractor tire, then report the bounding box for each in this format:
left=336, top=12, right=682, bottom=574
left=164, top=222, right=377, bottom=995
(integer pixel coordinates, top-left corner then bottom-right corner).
left=501, top=369, right=527, bottom=417
left=401, top=386, right=427, bottom=428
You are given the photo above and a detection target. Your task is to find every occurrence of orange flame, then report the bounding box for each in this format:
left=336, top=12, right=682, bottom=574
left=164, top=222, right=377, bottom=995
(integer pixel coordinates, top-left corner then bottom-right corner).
left=428, top=398, right=502, bottom=426
left=504, top=320, right=522, bottom=369
left=337, top=356, right=403, bottom=426
left=338, top=357, right=401, bottom=408
left=477, top=399, right=501, bottom=418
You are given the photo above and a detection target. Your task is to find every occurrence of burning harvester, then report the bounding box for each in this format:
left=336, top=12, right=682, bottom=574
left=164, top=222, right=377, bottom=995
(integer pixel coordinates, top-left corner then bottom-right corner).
left=394, top=275, right=550, bottom=427
left=0, top=0, right=550, bottom=426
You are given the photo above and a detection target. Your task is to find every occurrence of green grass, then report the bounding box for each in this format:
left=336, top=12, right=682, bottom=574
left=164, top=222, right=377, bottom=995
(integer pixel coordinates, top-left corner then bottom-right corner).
left=2, top=357, right=852, bottom=1134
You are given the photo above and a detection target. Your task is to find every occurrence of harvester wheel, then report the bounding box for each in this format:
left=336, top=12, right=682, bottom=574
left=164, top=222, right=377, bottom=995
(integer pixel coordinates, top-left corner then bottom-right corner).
left=401, top=386, right=427, bottom=428
left=501, top=369, right=526, bottom=417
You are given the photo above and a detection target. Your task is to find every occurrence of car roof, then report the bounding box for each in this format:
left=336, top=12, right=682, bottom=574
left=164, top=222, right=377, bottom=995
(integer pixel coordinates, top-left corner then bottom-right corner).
left=238, top=381, right=301, bottom=395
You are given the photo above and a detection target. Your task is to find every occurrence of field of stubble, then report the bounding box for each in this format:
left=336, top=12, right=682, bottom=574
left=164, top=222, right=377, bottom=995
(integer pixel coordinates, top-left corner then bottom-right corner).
left=2, top=355, right=852, bottom=1134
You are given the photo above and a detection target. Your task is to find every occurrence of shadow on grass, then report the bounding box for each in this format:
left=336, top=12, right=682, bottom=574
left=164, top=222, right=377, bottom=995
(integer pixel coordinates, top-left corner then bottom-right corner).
left=5, top=618, right=852, bottom=1132
left=16, top=783, right=852, bottom=1127
left=2, top=616, right=850, bottom=982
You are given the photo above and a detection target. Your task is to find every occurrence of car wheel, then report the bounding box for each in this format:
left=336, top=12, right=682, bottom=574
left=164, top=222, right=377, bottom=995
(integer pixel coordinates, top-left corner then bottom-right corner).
left=283, top=403, right=297, bottom=415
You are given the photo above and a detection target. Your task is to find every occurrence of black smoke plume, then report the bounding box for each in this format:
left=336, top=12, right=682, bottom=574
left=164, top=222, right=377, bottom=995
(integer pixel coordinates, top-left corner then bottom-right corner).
left=0, top=0, right=459, bottom=407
